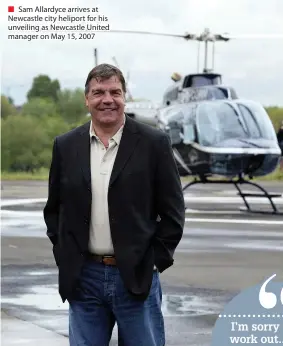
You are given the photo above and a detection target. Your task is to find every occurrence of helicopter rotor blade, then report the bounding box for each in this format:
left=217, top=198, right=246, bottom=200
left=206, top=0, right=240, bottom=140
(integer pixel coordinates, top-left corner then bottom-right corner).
left=107, top=29, right=197, bottom=40
left=217, top=33, right=283, bottom=40
left=105, top=28, right=283, bottom=42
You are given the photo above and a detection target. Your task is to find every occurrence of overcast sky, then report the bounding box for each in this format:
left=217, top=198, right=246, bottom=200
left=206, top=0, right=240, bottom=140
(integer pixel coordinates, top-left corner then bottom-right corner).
left=1, top=0, right=283, bottom=106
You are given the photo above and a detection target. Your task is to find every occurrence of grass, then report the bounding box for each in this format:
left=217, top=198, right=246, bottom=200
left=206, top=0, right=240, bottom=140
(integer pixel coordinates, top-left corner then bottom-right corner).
left=181, top=166, right=283, bottom=183
left=1, top=166, right=283, bottom=182
left=256, top=166, right=283, bottom=181
left=1, top=168, right=49, bottom=181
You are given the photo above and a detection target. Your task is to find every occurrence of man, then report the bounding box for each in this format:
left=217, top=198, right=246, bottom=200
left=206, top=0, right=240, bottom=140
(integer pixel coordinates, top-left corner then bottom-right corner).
left=43, top=63, right=185, bottom=346
left=277, top=121, right=283, bottom=153
left=277, top=121, right=283, bottom=169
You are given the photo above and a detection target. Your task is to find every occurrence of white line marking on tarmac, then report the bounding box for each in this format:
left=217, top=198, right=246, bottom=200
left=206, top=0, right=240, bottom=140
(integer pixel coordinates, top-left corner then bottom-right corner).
left=2, top=196, right=283, bottom=206
left=186, top=208, right=243, bottom=214
left=213, top=190, right=281, bottom=196
left=185, top=218, right=283, bottom=225
left=225, top=243, right=283, bottom=251
left=182, top=229, right=283, bottom=237
left=184, top=196, right=283, bottom=204
left=1, top=198, right=46, bottom=207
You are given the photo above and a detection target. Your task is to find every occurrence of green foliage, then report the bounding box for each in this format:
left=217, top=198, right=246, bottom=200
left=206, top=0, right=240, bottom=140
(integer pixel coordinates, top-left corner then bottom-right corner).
left=1, top=73, right=89, bottom=173
left=39, top=115, right=72, bottom=139
left=1, top=168, right=49, bottom=180
left=265, top=107, right=283, bottom=132
left=27, top=75, right=60, bottom=102
left=21, top=97, right=59, bottom=118
left=56, top=88, right=88, bottom=124
left=1, top=115, right=50, bottom=172
left=2, top=72, right=283, bottom=180
left=1, top=95, right=18, bottom=118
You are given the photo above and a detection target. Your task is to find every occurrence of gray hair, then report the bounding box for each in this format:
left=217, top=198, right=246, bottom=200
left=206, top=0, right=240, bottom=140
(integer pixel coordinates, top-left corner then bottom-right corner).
left=84, top=63, right=126, bottom=94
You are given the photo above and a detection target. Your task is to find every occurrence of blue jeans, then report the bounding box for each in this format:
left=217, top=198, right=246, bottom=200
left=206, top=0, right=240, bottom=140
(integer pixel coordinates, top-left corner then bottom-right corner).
left=68, top=260, right=165, bottom=346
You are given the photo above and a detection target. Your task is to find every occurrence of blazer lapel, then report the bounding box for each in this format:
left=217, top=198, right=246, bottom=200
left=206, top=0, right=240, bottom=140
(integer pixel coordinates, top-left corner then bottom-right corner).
left=77, top=121, right=91, bottom=190
left=109, top=116, right=140, bottom=187
left=76, top=117, right=140, bottom=190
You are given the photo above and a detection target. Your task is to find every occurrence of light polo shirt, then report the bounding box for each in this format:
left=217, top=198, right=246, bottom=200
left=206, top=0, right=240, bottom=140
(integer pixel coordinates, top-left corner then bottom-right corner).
left=88, top=117, right=125, bottom=255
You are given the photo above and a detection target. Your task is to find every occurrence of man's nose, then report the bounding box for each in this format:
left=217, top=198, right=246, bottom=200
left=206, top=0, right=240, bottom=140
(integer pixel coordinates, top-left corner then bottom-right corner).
left=102, top=91, right=113, bottom=103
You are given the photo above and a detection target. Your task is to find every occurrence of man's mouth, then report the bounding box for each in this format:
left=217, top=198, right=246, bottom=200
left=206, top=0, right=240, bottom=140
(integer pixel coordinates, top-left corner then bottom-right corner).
left=99, top=108, right=117, bottom=111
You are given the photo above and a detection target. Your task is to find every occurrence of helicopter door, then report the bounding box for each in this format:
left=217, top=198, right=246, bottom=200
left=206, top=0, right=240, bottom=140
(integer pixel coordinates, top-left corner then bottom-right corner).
left=167, top=110, right=184, bottom=145
left=183, top=105, right=197, bottom=144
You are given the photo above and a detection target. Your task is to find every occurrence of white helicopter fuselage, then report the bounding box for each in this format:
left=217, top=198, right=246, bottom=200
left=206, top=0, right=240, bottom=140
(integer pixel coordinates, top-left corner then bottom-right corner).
left=124, top=101, right=159, bottom=126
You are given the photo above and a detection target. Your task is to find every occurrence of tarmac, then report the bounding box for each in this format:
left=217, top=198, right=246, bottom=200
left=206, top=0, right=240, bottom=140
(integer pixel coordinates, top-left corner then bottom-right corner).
left=2, top=310, right=69, bottom=345
left=1, top=180, right=283, bottom=345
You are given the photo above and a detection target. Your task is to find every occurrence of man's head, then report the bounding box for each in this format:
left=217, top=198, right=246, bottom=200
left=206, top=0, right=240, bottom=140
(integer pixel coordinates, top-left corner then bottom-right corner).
left=85, top=63, right=126, bottom=127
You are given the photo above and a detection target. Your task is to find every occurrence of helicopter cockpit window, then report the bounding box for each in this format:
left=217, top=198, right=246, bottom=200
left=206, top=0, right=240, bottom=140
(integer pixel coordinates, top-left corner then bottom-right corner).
left=196, top=102, right=248, bottom=146
left=242, top=102, right=278, bottom=141
left=190, top=76, right=221, bottom=87
left=208, top=88, right=228, bottom=100
left=237, top=104, right=261, bottom=138
left=229, top=88, right=238, bottom=99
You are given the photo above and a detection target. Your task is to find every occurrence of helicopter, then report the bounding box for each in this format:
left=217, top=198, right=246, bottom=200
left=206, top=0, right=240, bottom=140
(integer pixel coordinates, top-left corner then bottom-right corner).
left=104, top=28, right=283, bottom=214
left=105, top=27, right=282, bottom=113
left=157, top=99, right=281, bottom=174
left=156, top=97, right=282, bottom=215
left=103, top=28, right=249, bottom=125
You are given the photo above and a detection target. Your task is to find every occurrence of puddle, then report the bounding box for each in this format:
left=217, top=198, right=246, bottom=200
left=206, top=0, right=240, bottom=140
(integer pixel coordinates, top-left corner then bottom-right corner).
left=2, top=277, right=223, bottom=317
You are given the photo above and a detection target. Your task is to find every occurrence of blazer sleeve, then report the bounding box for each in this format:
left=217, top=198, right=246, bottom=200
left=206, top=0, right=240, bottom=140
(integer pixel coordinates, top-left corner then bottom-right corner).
left=43, top=137, right=61, bottom=247
left=153, top=133, right=185, bottom=273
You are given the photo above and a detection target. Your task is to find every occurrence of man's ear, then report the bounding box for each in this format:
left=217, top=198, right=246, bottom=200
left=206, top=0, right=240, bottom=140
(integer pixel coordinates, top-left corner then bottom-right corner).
left=85, top=95, right=89, bottom=107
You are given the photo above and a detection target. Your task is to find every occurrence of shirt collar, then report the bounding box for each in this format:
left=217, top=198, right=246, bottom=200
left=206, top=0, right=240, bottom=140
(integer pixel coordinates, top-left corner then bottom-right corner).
left=89, top=114, right=126, bottom=145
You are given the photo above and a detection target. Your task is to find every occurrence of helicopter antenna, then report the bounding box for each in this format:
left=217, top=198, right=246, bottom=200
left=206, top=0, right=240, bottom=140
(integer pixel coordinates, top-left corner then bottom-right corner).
left=94, top=48, right=98, bottom=66
left=204, top=40, right=208, bottom=72
left=212, top=41, right=215, bottom=71
left=197, top=41, right=200, bottom=73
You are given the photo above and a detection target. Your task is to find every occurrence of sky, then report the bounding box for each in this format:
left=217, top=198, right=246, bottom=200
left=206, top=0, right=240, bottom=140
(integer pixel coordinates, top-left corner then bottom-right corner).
left=1, top=0, right=283, bottom=106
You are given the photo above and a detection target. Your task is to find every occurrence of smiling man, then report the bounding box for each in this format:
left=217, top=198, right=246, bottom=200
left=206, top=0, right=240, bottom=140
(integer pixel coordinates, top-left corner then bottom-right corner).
left=43, top=63, right=185, bottom=346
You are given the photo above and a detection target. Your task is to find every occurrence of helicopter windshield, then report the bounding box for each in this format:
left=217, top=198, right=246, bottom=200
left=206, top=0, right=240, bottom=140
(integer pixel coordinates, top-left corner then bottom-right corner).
left=237, top=102, right=278, bottom=141
left=196, top=102, right=249, bottom=146
left=197, top=101, right=278, bottom=146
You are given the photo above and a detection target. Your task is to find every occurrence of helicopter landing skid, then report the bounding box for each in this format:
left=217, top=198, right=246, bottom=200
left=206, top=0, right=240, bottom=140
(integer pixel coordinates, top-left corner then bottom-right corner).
left=182, top=176, right=283, bottom=215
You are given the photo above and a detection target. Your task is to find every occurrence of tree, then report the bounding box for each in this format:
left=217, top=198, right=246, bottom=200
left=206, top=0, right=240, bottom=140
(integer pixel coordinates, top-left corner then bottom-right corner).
left=56, top=88, right=88, bottom=124
left=1, top=95, right=17, bottom=118
left=27, top=75, right=60, bottom=102
left=1, top=115, right=50, bottom=172
left=21, top=97, right=58, bottom=118
left=265, top=107, right=283, bottom=132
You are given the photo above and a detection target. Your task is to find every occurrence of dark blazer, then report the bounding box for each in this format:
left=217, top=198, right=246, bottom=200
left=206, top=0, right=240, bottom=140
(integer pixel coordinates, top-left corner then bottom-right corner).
left=43, top=115, right=185, bottom=302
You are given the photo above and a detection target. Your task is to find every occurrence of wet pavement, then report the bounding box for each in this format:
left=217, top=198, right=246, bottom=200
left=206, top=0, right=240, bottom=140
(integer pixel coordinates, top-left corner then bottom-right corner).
left=1, top=181, right=283, bottom=345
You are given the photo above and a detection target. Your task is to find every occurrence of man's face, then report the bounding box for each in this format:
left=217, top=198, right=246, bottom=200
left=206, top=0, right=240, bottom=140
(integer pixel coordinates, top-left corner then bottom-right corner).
left=85, top=76, right=125, bottom=126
